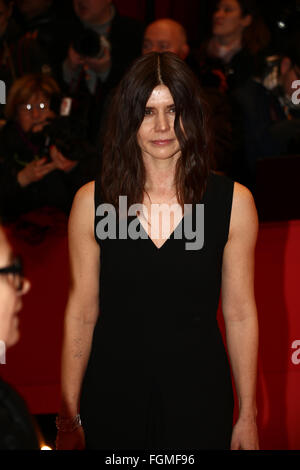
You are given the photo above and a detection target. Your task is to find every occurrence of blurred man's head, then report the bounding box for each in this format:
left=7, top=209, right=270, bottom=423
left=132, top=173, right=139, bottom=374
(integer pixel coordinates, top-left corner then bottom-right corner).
left=0, top=227, right=30, bottom=348
left=73, top=0, right=112, bottom=25
left=142, top=19, right=189, bottom=60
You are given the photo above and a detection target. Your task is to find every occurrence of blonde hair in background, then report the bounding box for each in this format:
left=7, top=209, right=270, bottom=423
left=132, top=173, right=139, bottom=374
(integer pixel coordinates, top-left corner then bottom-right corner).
left=5, top=74, right=61, bottom=121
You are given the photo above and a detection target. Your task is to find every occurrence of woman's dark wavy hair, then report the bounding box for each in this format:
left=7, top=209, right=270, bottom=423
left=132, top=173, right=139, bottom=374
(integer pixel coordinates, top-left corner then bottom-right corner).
left=236, top=0, right=270, bottom=54
left=100, top=52, right=211, bottom=209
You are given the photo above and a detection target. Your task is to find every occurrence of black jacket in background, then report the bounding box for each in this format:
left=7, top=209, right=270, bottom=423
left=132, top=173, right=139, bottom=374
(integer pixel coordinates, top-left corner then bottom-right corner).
left=0, top=377, right=39, bottom=450
left=232, top=79, right=300, bottom=187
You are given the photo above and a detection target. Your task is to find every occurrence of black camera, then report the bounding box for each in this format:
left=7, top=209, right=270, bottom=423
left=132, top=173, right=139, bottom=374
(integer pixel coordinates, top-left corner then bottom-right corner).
left=72, top=28, right=107, bottom=59
left=29, top=94, right=93, bottom=162
left=40, top=116, right=90, bottom=161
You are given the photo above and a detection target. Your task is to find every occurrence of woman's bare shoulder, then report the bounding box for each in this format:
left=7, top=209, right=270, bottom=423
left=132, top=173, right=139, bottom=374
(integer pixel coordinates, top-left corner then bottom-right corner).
left=233, top=181, right=254, bottom=200
left=69, top=181, right=96, bottom=237
left=229, top=182, right=258, bottom=240
left=232, top=182, right=257, bottom=213
left=71, top=181, right=95, bottom=214
left=74, top=180, right=95, bottom=202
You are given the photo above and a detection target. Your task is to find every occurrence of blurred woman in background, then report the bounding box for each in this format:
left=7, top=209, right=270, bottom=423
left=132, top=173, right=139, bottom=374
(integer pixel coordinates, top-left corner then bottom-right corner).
left=195, top=0, right=270, bottom=91
left=0, top=73, right=97, bottom=221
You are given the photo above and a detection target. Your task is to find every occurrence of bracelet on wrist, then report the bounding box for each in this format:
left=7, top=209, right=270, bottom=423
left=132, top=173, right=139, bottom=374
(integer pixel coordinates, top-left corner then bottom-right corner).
left=55, top=414, right=82, bottom=433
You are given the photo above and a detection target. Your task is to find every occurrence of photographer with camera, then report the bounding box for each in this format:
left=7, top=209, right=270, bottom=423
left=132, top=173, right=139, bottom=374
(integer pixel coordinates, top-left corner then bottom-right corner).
left=0, top=74, right=98, bottom=221
left=231, top=32, right=300, bottom=188
left=60, top=0, right=144, bottom=143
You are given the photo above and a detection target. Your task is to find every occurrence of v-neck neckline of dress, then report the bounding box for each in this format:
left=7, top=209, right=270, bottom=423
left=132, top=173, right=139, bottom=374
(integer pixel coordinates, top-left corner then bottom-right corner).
left=136, top=212, right=186, bottom=251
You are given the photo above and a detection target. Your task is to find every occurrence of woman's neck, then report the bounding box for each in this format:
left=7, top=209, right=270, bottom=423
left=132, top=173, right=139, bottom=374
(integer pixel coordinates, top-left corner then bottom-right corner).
left=143, top=156, right=178, bottom=198
left=214, top=32, right=242, bottom=48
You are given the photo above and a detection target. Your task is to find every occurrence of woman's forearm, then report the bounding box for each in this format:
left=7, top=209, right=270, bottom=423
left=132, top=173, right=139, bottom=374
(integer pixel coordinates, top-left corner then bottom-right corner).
left=59, top=296, right=98, bottom=417
left=225, top=313, right=259, bottom=419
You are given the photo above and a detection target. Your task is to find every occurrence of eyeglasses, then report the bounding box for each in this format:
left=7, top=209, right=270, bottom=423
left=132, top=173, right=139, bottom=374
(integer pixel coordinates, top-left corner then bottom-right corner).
left=18, top=102, right=50, bottom=113
left=0, top=256, right=25, bottom=292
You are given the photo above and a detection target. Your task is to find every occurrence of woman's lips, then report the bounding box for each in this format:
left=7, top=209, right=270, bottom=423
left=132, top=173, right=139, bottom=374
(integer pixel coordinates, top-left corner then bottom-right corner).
left=151, top=139, right=174, bottom=145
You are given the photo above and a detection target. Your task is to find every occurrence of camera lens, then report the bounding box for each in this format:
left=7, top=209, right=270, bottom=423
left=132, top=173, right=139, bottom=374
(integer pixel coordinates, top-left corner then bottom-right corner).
left=72, top=28, right=103, bottom=58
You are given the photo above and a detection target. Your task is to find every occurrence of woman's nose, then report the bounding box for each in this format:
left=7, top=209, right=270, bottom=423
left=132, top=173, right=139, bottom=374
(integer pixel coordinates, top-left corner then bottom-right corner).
left=155, top=112, right=169, bottom=131
left=31, top=106, right=41, bottom=120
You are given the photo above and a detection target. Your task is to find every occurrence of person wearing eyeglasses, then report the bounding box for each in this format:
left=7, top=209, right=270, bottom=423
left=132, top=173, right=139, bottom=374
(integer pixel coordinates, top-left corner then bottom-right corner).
left=0, top=73, right=97, bottom=221
left=0, top=226, right=40, bottom=449
left=0, top=230, right=29, bottom=350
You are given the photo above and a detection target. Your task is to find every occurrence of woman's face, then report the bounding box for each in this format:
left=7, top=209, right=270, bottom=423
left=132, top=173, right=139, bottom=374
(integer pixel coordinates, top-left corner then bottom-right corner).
left=212, top=0, right=251, bottom=39
left=137, top=85, right=181, bottom=163
left=17, top=91, right=55, bottom=133
left=0, top=229, right=30, bottom=349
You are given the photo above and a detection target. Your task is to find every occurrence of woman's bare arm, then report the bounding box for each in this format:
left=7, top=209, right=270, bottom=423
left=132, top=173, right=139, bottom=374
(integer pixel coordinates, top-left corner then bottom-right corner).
left=221, top=182, right=259, bottom=450
left=57, top=181, right=99, bottom=448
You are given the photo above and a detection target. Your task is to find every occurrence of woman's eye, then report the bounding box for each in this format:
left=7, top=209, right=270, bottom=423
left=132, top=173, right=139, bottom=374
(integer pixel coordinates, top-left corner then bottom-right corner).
left=144, top=108, right=153, bottom=115
left=169, top=107, right=176, bottom=113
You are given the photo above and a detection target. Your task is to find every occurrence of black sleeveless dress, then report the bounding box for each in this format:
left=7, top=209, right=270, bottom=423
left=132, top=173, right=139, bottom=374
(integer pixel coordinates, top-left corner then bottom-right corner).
left=80, top=172, right=235, bottom=450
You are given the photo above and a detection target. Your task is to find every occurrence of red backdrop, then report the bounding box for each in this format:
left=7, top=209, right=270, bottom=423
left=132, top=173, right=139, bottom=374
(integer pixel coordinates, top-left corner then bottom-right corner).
left=1, top=210, right=300, bottom=450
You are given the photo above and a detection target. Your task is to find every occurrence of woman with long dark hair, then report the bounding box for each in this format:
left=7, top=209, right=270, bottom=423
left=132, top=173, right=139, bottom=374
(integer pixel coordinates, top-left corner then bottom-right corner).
left=56, top=52, right=259, bottom=450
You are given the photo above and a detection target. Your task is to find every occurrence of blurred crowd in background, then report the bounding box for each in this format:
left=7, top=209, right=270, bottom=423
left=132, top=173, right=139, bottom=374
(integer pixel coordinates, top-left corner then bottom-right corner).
left=0, top=0, right=299, bottom=222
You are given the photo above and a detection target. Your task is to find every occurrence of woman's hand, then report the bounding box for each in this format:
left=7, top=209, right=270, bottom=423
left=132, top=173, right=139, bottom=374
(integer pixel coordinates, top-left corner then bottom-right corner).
left=56, top=426, right=86, bottom=450
left=17, top=157, right=56, bottom=187
left=230, top=415, right=259, bottom=450
left=50, top=145, right=78, bottom=173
